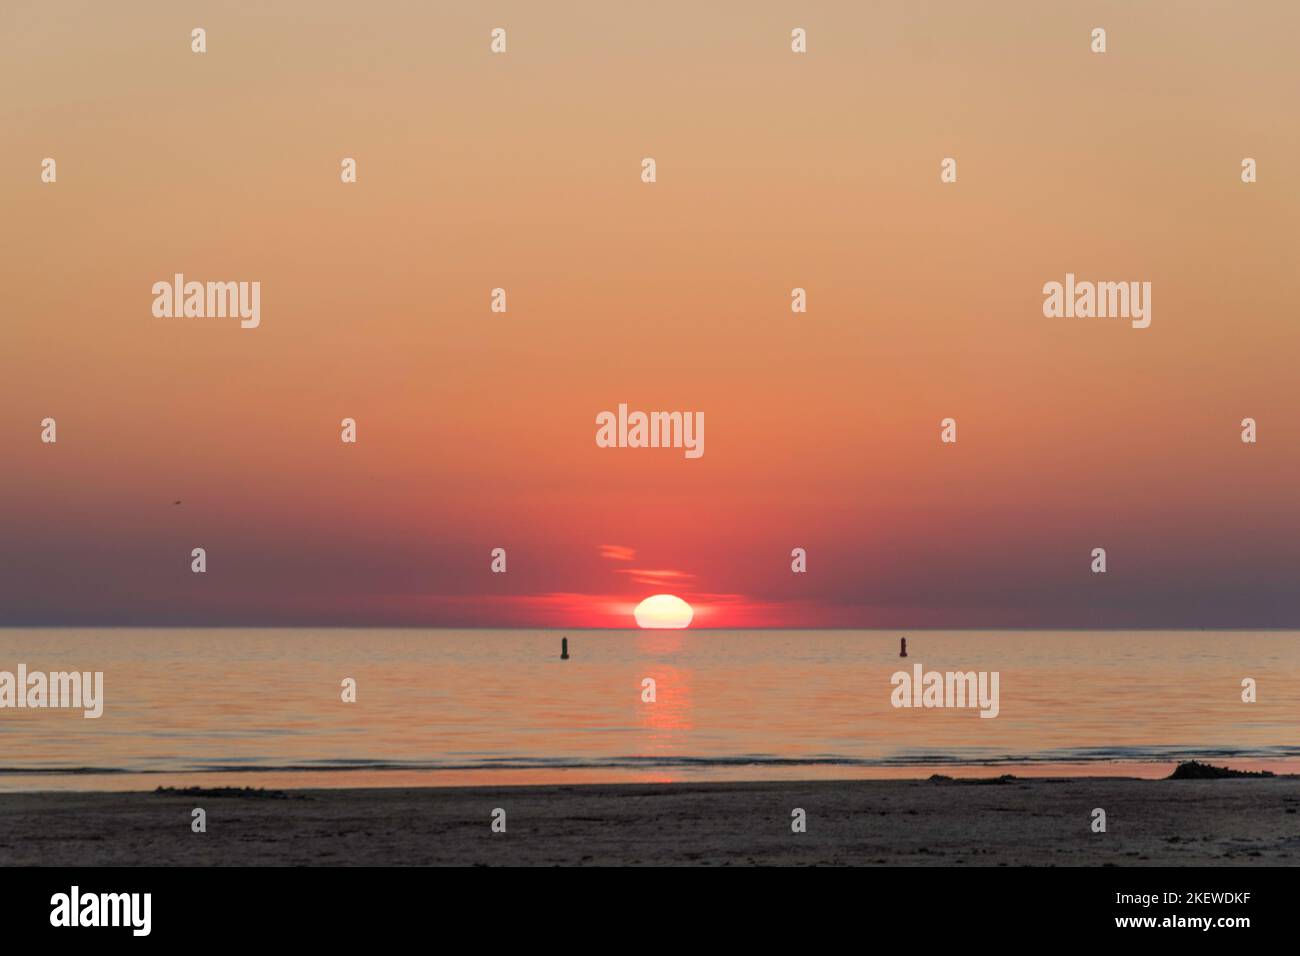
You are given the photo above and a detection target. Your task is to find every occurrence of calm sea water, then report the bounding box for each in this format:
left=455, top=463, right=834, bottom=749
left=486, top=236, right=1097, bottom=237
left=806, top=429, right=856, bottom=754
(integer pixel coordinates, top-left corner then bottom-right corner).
left=0, top=629, right=1296, bottom=791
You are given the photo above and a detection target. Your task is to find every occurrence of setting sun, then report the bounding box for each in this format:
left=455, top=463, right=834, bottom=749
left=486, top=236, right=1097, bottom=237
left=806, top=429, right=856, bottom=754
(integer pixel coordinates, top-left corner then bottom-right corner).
left=633, top=594, right=694, bottom=629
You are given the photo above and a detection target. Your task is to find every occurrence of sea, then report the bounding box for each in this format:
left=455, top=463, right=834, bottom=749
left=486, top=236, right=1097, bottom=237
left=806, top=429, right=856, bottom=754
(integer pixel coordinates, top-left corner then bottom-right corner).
left=0, top=629, right=1296, bottom=791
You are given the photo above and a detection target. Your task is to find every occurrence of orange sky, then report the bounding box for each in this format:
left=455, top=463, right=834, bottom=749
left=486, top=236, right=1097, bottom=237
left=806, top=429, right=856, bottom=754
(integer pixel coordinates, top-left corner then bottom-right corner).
left=2, top=1, right=1299, bottom=627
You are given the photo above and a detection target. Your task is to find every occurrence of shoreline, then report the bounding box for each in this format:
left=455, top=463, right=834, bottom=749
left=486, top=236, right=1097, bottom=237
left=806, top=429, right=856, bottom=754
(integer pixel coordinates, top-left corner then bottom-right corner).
left=2, top=775, right=1297, bottom=866
left=3, top=757, right=1296, bottom=795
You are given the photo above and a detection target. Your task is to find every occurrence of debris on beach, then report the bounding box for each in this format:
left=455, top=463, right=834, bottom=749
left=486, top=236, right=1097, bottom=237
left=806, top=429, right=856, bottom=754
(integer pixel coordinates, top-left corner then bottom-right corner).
left=927, top=773, right=1018, bottom=785
left=1167, top=761, right=1274, bottom=780
left=154, top=786, right=303, bottom=800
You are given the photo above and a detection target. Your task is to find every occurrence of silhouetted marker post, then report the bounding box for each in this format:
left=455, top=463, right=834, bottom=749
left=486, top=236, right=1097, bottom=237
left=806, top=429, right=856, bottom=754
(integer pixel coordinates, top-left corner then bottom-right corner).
left=899, top=637, right=907, bottom=658
left=561, top=637, right=569, bottom=660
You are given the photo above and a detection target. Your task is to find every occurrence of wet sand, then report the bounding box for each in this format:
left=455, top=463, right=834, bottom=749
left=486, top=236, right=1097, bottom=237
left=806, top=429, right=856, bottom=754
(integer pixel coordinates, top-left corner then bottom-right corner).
left=1, top=776, right=1297, bottom=866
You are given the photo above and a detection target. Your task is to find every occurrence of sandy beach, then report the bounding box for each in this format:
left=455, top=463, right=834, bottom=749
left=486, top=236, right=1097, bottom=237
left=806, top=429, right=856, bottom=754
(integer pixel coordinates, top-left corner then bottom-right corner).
left=2, top=775, right=1297, bottom=866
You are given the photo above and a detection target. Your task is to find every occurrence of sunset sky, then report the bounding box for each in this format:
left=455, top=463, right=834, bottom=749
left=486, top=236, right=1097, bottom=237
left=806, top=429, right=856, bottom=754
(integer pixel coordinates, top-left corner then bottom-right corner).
left=3, top=1, right=1299, bottom=628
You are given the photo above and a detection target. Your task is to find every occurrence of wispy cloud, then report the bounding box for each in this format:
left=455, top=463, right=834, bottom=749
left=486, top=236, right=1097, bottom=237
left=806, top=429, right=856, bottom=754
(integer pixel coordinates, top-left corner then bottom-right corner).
left=615, top=568, right=697, bottom=587
left=599, top=544, right=636, bottom=562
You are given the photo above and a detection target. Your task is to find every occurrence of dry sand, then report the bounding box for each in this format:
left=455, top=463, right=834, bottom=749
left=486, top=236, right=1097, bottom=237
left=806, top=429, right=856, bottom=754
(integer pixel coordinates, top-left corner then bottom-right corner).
left=1, top=776, right=1298, bottom=866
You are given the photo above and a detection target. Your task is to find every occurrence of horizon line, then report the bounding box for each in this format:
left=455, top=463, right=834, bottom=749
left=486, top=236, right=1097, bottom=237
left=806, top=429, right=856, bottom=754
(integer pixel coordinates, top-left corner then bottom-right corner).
left=1, top=624, right=1295, bottom=632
